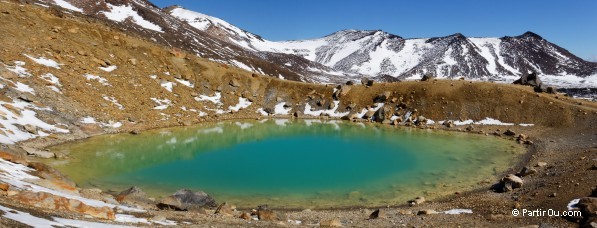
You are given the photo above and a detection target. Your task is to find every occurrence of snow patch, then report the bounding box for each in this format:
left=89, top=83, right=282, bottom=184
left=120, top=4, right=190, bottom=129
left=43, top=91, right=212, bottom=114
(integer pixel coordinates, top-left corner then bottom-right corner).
left=84, top=74, right=110, bottom=86
left=102, top=96, right=124, bottom=110
left=150, top=98, right=172, bottom=110
left=24, top=54, right=61, bottom=69
left=14, top=82, right=35, bottom=94
left=6, top=61, right=31, bottom=77
left=80, top=116, right=97, bottom=124
left=443, top=209, right=473, bottom=215
left=160, top=81, right=174, bottom=92
left=274, top=102, right=292, bottom=115
left=174, top=78, right=194, bottom=88
left=99, top=65, right=118, bottom=72
left=195, top=92, right=222, bottom=104
left=228, top=97, right=252, bottom=112
left=0, top=99, right=69, bottom=144
left=103, top=3, right=163, bottom=32
left=40, top=73, right=61, bottom=86
left=51, top=0, right=83, bottom=13
left=303, top=101, right=349, bottom=117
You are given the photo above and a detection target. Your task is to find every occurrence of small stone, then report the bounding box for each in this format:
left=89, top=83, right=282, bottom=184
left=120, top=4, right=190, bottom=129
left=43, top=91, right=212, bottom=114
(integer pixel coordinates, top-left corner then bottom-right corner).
left=128, top=59, right=137, bottom=66
left=0, top=183, right=9, bottom=191
left=257, top=209, right=277, bottom=221
left=408, top=196, right=426, bottom=206
left=417, top=210, right=438, bottom=215
left=536, top=162, right=547, bottom=167
left=320, top=219, right=342, bottom=227
left=549, top=192, right=557, bottom=197
left=215, top=202, right=234, bottom=216
left=369, top=209, right=385, bottom=219
left=239, top=212, right=251, bottom=220
left=504, top=129, right=516, bottom=136
left=517, top=167, right=537, bottom=177
left=497, top=174, right=524, bottom=192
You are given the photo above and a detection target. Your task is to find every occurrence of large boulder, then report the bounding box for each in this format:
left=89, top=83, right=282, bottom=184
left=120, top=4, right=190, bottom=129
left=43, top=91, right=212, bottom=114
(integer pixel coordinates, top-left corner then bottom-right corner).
left=373, top=106, right=393, bottom=122
left=578, top=197, right=597, bottom=226
left=495, top=174, right=524, bottom=192
left=514, top=72, right=547, bottom=92
left=157, top=189, right=217, bottom=211
left=116, top=186, right=155, bottom=210
left=12, top=191, right=115, bottom=220
left=421, top=74, right=435, bottom=81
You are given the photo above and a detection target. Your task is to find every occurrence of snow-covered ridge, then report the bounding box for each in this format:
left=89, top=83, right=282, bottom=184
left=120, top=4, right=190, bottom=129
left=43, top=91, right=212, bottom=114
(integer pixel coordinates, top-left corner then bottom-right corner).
left=168, top=6, right=597, bottom=85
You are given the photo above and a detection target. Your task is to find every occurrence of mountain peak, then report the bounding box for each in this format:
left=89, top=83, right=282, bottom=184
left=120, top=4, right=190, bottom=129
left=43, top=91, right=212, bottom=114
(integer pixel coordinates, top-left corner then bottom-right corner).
left=163, top=5, right=183, bottom=12
left=519, top=31, right=543, bottom=39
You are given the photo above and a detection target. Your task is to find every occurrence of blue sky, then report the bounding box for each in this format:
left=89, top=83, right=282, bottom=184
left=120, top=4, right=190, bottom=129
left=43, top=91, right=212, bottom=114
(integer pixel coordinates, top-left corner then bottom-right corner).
left=153, top=0, right=597, bottom=61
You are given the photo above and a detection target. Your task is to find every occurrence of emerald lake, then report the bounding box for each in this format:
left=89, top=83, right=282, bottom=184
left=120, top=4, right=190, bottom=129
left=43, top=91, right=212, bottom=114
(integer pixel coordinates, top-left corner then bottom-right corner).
left=47, top=120, right=526, bottom=209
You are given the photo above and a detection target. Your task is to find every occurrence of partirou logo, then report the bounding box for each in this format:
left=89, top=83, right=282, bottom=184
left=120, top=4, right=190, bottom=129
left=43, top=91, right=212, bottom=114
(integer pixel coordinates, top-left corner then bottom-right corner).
left=512, top=208, right=581, bottom=217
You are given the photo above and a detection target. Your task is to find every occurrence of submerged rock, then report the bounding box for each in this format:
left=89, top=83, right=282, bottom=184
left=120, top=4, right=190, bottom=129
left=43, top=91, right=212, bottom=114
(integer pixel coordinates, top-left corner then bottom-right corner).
left=157, top=189, right=217, bottom=211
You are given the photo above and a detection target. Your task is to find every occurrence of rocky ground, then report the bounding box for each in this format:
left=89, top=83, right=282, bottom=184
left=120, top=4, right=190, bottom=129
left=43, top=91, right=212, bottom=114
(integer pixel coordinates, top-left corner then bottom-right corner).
left=0, top=1, right=596, bottom=227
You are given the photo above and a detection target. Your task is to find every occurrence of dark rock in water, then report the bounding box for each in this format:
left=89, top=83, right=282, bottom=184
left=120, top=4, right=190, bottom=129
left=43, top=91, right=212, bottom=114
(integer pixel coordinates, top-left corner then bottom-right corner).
left=116, top=186, right=155, bottom=209
left=157, top=189, right=217, bottom=211
left=369, top=209, right=385, bottom=219
left=346, top=80, right=355, bottom=85
left=421, top=74, right=436, bottom=81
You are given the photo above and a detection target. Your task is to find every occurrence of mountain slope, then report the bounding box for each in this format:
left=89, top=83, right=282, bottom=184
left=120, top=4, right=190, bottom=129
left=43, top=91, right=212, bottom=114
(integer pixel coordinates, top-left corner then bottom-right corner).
left=168, top=6, right=597, bottom=86
left=42, top=0, right=353, bottom=83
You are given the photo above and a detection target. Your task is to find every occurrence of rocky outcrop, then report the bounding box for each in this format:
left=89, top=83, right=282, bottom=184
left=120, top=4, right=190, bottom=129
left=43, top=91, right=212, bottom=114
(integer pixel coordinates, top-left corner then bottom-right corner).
left=494, top=174, right=524, bottom=192
left=12, top=191, right=115, bottom=220
left=157, top=189, right=217, bottom=211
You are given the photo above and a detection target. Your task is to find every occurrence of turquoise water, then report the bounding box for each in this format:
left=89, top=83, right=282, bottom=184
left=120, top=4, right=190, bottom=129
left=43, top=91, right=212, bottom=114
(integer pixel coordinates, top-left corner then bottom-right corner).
left=47, top=120, right=525, bottom=209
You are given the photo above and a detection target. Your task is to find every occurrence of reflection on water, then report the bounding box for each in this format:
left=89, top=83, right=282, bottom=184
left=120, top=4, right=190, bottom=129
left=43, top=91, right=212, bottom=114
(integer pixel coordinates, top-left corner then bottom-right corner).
left=47, top=120, right=526, bottom=209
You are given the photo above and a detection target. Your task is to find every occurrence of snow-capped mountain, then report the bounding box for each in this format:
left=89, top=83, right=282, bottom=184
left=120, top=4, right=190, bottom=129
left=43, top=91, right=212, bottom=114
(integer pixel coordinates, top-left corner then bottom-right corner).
left=168, top=6, right=597, bottom=86
left=43, top=1, right=597, bottom=86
